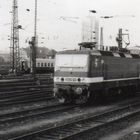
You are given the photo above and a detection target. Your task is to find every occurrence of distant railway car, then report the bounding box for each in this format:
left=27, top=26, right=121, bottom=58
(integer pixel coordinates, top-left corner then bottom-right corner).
left=35, top=58, right=54, bottom=73
left=21, top=58, right=55, bottom=74
left=0, top=63, right=10, bottom=75
left=54, top=49, right=140, bottom=103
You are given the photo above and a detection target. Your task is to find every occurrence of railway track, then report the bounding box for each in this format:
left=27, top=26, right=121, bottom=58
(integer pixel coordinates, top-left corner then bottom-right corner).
left=9, top=101, right=140, bottom=140
left=1, top=73, right=53, bottom=81
left=0, top=103, right=80, bottom=140
left=0, top=84, right=53, bottom=92
left=0, top=86, right=52, bottom=98
left=0, top=87, right=52, bottom=100
left=0, top=93, right=54, bottom=107
left=0, top=86, right=53, bottom=106
left=0, top=103, right=78, bottom=124
left=0, top=77, right=54, bottom=107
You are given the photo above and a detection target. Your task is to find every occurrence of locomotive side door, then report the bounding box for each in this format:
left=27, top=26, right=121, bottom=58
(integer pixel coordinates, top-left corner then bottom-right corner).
left=90, top=55, right=102, bottom=77
left=138, top=62, right=140, bottom=77
left=101, top=57, right=108, bottom=80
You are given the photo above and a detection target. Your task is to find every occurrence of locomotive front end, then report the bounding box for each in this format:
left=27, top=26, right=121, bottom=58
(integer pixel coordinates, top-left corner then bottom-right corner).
left=54, top=51, right=90, bottom=103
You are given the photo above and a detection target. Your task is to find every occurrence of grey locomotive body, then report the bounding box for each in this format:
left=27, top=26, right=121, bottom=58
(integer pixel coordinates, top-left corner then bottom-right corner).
left=54, top=49, right=140, bottom=103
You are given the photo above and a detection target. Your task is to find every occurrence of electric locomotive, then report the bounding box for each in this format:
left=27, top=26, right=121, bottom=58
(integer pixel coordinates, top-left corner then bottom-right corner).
left=54, top=48, right=140, bottom=103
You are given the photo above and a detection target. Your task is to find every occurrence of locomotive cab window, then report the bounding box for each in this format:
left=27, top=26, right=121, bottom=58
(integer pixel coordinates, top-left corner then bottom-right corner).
left=55, top=54, right=89, bottom=72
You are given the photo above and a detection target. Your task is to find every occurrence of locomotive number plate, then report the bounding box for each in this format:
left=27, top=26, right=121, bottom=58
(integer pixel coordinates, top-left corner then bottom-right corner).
left=65, top=77, right=77, bottom=82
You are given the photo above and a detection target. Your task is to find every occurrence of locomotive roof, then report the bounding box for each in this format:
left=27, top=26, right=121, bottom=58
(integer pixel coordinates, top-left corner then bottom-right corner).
left=57, top=50, right=91, bottom=54
left=57, top=49, right=140, bottom=59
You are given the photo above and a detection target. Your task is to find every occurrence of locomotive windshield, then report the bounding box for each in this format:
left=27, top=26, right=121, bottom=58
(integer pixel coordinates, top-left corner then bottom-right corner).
left=55, top=54, right=89, bottom=71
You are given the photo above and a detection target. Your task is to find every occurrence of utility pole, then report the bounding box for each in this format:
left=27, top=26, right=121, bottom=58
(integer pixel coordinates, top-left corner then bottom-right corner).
left=29, top=36, right=36, bottom=76
left=100, top=27, right=104, bottom=50
left=118, top=28, right=123, bottom=50
left=10, top=0, right=20, bottom=74
left=30, top=0, right=37, bottom=78
left=34, top=0, right=37, bottom=39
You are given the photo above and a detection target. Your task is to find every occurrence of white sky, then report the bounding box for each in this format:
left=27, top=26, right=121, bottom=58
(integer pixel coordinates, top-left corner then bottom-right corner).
left=0, top=0, right=140, bottom=53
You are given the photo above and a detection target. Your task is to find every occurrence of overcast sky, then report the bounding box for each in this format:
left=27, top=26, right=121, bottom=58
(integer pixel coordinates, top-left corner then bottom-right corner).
left=0, top=0, right=140, bottom=53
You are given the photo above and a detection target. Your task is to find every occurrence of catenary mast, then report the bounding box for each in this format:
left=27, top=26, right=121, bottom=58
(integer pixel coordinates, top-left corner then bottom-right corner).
left=10, top=0, right=20, bottom=73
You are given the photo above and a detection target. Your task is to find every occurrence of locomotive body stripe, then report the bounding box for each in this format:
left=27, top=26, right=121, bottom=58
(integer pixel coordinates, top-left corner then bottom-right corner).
left=103, top=77, right=140, bottom=82
left=54, top=76, right=140, bottom=84
left=54, top=77, right=103, bottom=83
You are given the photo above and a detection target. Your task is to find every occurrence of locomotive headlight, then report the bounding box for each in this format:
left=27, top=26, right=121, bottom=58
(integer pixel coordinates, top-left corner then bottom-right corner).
left=77, top=78, right=81, bottom=82
left=61, top=77, right=64, bottom=81
left=75, top=87, right=82, bottom=95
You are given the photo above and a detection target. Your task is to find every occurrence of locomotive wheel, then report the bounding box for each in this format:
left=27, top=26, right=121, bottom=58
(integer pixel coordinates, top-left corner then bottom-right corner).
left=58, top=97, right=76, bottom=104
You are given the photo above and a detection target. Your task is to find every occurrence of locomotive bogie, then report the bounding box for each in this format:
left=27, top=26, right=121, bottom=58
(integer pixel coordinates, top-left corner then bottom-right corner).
left=54, top=84, right=90, bottom=103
